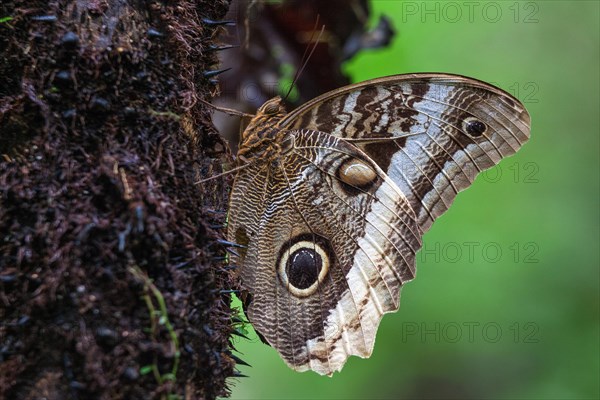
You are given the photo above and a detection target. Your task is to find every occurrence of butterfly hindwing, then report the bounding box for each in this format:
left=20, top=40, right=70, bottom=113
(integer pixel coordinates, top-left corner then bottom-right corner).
left=227, top=129, right=421, bottom=375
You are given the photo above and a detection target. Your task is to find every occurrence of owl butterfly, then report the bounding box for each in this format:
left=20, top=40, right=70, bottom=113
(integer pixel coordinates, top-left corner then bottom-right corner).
left=225, top=73, right=530, bottom=376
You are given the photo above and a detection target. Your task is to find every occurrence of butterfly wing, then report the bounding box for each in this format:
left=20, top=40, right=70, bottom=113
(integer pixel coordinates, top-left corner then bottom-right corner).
left=227, top=129, right=421, bottom=375
left=280, top=73, right=531, bottom=232
left=228, top=74, right=531, bottom=375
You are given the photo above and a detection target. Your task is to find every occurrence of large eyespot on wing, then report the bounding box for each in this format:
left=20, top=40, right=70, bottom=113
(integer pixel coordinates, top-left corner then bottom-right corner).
left=277, top=233, right=333, bottom=298
left=280, top=73, right=531, bottom=232
left=229, top=128, right=422, bottom=376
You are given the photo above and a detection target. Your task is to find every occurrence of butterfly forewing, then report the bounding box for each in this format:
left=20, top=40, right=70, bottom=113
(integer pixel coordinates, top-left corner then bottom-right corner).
left=281, top=74, right=531, bottom=232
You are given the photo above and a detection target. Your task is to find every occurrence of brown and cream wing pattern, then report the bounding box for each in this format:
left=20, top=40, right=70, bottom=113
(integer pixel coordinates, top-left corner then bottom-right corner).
left=281, top=73, right=531, bottom=232
left=227, top=129, right=421, bottom=375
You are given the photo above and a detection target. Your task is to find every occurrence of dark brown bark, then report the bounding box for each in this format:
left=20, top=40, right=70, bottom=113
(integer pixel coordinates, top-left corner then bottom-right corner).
left=0, top=1, right=237, bottom=399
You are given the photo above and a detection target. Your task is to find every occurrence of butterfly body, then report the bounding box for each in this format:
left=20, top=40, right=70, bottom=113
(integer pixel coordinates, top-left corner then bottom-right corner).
left=226, top=73, right=530, bottom=375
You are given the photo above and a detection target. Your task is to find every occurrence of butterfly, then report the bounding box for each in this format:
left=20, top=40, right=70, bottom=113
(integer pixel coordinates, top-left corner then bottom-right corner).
left=224, top=73, right=530, bottom=375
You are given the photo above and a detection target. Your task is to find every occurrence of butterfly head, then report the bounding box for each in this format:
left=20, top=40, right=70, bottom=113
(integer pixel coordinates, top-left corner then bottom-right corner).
left=257, top=96, right=287, bottom=117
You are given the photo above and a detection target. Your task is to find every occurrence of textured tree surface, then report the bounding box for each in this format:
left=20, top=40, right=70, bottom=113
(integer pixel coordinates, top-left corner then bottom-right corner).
left=0, top=1, right=238, bottom=399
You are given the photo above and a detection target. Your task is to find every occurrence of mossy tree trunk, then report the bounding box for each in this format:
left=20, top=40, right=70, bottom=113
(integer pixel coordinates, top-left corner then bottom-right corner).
left=0, top=1, right=237, bottom=399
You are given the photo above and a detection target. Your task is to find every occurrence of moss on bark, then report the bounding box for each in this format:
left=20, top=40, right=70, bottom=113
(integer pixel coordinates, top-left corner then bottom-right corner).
left=0, top=1, right=237, bottom=399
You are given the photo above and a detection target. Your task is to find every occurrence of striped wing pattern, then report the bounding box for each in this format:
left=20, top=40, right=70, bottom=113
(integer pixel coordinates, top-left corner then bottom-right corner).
left=282, top=74, right=531, bottom=232
left=227, top=74, right=531, bottom=375
left=228, top=130, right=421, bottom=375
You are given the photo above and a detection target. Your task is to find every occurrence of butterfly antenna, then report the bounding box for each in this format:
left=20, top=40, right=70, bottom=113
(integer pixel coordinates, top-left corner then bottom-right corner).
left=196, top=162, right=252, bottom=184
left=199, top=98, right=255, bottom=118
left=283, top=18, right=326, bottom=102
left=295, top=15, right=321, bottom=76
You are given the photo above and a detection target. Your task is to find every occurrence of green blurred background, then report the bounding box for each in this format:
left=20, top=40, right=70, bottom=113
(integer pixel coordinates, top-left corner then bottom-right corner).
left=227, top=1, right=599, bottom=399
